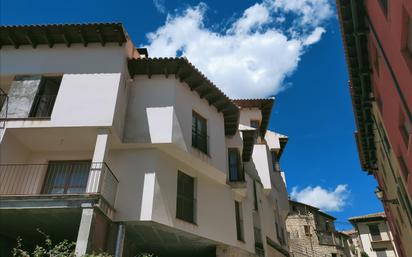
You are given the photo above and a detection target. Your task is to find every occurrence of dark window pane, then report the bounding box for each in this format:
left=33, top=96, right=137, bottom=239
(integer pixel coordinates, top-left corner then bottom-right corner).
left=43, top=161, right=90, bottom=194
left=176, top=171, right=195, bottom=223
left=192, top=112, right=208, bottom=154
left=30, top=76, right=61, bottom=118
left=369, top=224, right=382, bottom=241
left=228, top=148, right=242, bottom=181
left=235, top=201, right=244, bottom=241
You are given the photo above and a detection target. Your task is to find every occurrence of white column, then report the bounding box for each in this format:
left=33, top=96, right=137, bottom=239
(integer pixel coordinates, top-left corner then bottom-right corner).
left=75, top=206, right=95, bottom=256
left=86, top=128, right=110, bottom=193
left=114, top=223, right=125, bottom=257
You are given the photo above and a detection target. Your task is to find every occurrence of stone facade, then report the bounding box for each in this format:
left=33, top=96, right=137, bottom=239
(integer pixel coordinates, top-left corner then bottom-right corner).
left=286, top=201, right=348, bottom=257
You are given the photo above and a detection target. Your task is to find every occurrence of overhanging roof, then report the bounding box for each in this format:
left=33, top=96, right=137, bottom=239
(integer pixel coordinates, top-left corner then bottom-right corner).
left=232, top=98, right=274, bottom=137
left=128, top=57, right=240, bottom=136
left=336, top=0, right=376, bottom=172
left=289, top=200, right=337, bottom=221
left=239, top=125, right=257, bottom=162
left=348, top=212, right=386, bottom=223
left=0, top=22, right=127, bottom=48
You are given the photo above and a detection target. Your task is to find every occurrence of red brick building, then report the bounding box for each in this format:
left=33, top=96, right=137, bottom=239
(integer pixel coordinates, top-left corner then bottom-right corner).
left=336, top=0, right=412, bottom=256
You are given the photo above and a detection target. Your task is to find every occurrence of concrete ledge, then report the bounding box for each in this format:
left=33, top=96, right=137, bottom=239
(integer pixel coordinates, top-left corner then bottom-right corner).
left=0, top=194, right=100, bottom=209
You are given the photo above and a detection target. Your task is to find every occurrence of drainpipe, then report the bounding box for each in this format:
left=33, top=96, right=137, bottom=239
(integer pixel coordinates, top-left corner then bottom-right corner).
left=114, top=223, right=125, bottom=257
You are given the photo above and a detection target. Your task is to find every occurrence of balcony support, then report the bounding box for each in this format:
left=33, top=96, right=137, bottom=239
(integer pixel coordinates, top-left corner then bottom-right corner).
left=75, top=205, right=95, bottom=256
left=87, top=128, right=111, bottom=193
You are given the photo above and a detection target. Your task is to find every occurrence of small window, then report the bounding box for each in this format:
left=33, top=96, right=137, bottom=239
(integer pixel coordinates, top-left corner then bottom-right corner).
left=376, top=249, right=388, bottom=257
left=407, top=16, right=412, bottom=56
left=271, top=150, right=278, bottom=172
left=304, top=225, right=311, bottom=236
left=379, top=0, right=388, bottom=17
left=253, top=180, right=258, bottom=211
left=250, top=120, right=260, bottom=129
left=29, top=76, right=61, bottom=118
left=235, top=201, right=244, bottom=241
left=192, top=112, right=208, bottom=154
left=398, top=155, right=410, bottom=182
left=399, top=113, right=411, bottom=147
left=228, top=148, right=243, bottom=182
left=176, top=171, right=196, bottom=223
left=368, top=224, right=382, bottom=241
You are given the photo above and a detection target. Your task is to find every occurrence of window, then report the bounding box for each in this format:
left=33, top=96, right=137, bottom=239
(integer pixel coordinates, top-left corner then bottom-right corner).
left=250, top=120, right=260, bottom=137
left=325, top=221, right=330, bottom=231
left=368, top=224, right=382, bottom=241
left=399, top=113, right=411, bottom=147
left=379, top=0, right=388, bottom=17
left=192, top=112, right=208, bottom=154
left=373, top=43, right=380, bottom=76
left=407, top=16, right=412, bottom=56
left=29, top=76, right=61, bottom=118
left=376, top=249, right=388, bottom=257
left=42, top=161, right=91, bottom=194
left=331, top=254, right=337, bottom=257
left=397, top=177, right=412, bottom=226
left=271, top=151, right=278, bottom=172
left=228, top=148, right=243, bottom=182
left=304, top=225, right=311, bottom=236
left=250, top=120, right=260, bottom=129
left=235, top=201, right=244, bottom=241
left=176, top=171, right=196, bottom=223
left=398, top=155, right=410, bottom=181
left=253, top=180, right=258, bottom=211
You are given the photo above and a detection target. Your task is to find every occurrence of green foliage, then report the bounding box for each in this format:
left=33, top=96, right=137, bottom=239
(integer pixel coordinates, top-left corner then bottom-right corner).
left=360, top=252, right=369, bottom=257
left=12, top=230, right=158, bottom=257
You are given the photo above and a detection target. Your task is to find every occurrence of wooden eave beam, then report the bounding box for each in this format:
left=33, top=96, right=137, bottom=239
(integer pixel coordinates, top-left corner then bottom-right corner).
left=78, top=29, right=88, bottom=47
left=61, top=29, right=71, bottom=47
left=114, top=28, right=123, bottom=46
left=7, top=30, right=19, bottom=49
left=43, top=29, right=54, bottom=48
left=25, top=31, right=36, bottom=48
left=96, top=28, right=106, bottom=46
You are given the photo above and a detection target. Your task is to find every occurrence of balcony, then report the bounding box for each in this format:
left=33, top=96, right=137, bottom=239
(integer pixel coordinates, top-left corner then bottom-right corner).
left=317, top=231, right=345, bottom=247
left=0, top=162, right=118, bottom=213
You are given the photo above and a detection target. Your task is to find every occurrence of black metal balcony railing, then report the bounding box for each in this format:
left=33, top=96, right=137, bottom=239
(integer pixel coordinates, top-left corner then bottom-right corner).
left=29, top=94, right=57, bottom=118
left=0, top=89, right=8, bottom=123
left=0, top=162, right=118, bottom=208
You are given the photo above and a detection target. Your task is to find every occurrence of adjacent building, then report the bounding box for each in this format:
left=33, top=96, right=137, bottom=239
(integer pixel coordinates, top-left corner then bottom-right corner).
left=340, top=230, right=363, bottom=257
left=349, top=213, right=399, bottom=257
left=0, top=23, right=291, bottom=257
left=336, top=1, right=412, bottom=256
left=286, top=200, right=349, bottom=257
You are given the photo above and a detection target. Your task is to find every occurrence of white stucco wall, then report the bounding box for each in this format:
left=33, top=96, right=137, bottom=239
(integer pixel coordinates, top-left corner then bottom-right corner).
left=124, top=75, right=227, bottom=175
left=239, top=109, right=262, bottom=128
left=357, top=221, right=397, bottom=257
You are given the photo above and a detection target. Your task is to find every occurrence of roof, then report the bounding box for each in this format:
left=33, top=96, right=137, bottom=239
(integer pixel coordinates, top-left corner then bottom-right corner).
left=348, top=212, right=386, bottom=223
left=340, top=229, right=357, bottom=236
left=232, top=98, right=274, bottom=137
left=265, top=130, right=288, bottom=160
left=289, top=200, right=337, bottom=220
left=0, top=22, right=127, bottom=48
left=336, top=0, right=376, bottom=172
left=127, top=57, right=240, bottom=136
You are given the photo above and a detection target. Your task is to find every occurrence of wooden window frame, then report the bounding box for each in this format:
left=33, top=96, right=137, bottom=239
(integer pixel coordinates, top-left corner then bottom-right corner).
left=176, top=171, right=196, bottom=224
left=192, top=111, right=208, bottom=154
left=29, top=76, right=62, bottom=118
left=228, top=148, right=244, bottom=182
left=235, top=201, right=245, bottom=241
left=42, top=160, right=91, bottom=194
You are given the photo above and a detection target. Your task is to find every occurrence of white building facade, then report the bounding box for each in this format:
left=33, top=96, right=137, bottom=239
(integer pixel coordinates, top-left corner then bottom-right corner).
left=0, top=23, right=290, bottom=257
left=349, top=213, right=399, bottom=257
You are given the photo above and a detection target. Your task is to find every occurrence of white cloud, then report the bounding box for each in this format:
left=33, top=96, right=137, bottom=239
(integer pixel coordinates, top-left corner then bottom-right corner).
left=143, top=0, right=333, bottom=98
left=290, top=184, right=350, bottom=212
left=153, top=0, right=166, bottom=14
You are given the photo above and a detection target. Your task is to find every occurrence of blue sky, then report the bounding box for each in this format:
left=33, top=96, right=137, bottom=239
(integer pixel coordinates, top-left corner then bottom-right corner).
left=0, top=0, right=384, bottom=229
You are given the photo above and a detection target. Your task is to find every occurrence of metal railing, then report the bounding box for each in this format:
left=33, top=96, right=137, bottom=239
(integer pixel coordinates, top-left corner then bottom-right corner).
left=317, top=231, right=335, bottom=245
left=0, top=88, right=8, bottom=125
left=0, top=162, right=118, bottom=208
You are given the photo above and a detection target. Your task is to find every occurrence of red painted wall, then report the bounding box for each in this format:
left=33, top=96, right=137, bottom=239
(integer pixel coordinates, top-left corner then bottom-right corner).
left=365, top=0, right=412, bottom=198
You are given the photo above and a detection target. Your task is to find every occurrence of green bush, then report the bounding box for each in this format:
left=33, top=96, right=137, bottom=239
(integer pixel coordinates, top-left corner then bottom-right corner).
left=12, top=230, right=157, bottom=257
left=360, top=252, right=369, bottom=257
